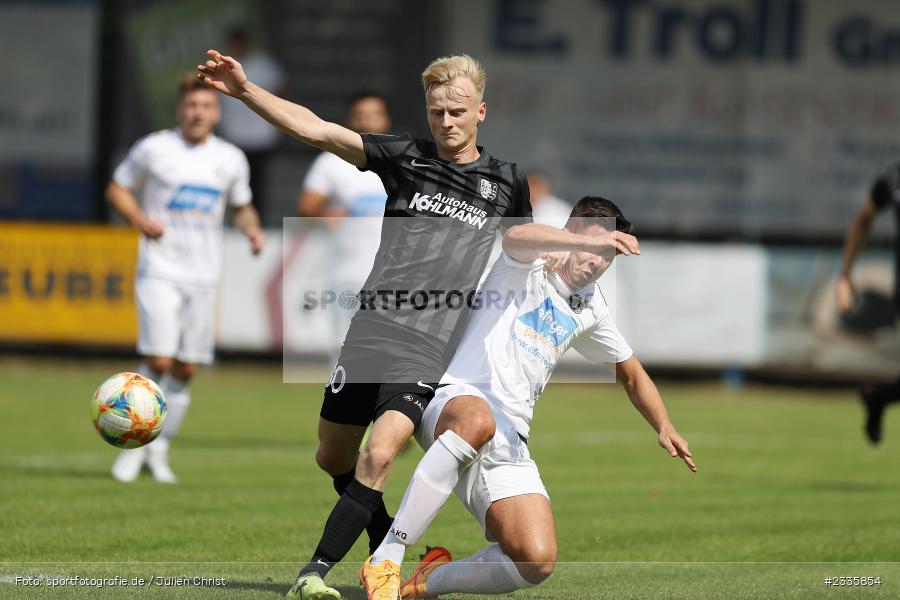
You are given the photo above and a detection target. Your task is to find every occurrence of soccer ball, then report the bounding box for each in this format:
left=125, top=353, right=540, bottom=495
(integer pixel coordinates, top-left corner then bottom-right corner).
left=91, top=373, right=167, bottom=448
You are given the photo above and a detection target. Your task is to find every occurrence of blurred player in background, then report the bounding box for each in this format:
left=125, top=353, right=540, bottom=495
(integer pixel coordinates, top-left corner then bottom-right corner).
left=297, top=92, right=391, bottom=350
left=837, top=170, right=900, bottom=444
left=364, top=198, right=696, bottom=598
left=105, top=75, right=265, bottom=483
left=219, top=26, right=287, bottom=215
left=526, top=170, right=571, bottom=228
left=197, top=51, right=532, bottom=600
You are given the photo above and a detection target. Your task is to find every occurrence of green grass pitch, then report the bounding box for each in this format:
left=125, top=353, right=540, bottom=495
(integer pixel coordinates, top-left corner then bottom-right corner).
left=1, top=357, right=899, bottom=599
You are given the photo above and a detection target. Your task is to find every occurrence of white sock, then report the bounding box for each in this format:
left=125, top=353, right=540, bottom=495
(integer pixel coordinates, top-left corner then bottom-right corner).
left=427, top=544, right=534, bottom=595
left=371, top=430, right=477, bottom=566
left=160, top=377, right=190, bottom=441
left=146, top=436, right=169, bottom=457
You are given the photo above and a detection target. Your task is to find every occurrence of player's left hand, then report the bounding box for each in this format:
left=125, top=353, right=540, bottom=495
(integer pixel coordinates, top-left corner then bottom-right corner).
left=247, top=227, right=266, bottom=255
left=658, top=426, right=697, bottom=472
left=197, top=50, right=248, bottom=98
left=540, top=251, right=569, bottom=272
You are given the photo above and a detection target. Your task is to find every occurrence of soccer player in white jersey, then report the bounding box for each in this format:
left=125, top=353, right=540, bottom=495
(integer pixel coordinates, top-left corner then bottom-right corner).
left=297, top=92, right=390, bottom=348
left=105, top=75, right=265, bottom=483
left=362, top=197, right=696, bottom=598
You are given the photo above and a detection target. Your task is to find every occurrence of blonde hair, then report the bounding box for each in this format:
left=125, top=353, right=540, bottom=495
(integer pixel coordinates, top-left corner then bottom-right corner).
left=421, top=54, right=486, bottom=102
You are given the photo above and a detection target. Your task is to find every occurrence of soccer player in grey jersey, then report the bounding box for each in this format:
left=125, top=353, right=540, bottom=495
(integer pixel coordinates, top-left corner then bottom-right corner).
left=198, top=53, right=531, bottom=599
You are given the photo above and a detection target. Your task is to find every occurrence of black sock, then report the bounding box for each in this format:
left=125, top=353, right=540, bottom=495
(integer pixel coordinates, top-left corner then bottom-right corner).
left=331, top=470, right=391, bottom=553
left=869, top=380, right=900, bottom=404
left=367, top=505, right=394, bottom=555
left=332, top=470, right=355, bottom=495
left=299, top=479, right=384, bottom=578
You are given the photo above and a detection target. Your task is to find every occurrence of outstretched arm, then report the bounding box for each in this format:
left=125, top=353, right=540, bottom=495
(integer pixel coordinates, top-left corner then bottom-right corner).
left=502, top=223, right=640, bottom=263
left=197, top=50, right=366, bottom=167
left=616, top=355, right=697, bottom=472
left=836, top=197, right=879, bottom=313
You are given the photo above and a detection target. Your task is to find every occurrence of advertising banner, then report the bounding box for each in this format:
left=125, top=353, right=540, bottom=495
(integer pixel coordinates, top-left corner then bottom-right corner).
left=443, top=0, right=900, bottom=240
left=0, top=223, right=138, bottom=345
left=2, top=225, right=889, bottom=376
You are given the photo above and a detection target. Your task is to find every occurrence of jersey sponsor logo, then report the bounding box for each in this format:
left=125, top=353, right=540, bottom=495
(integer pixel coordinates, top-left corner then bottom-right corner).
left=166, top=184, right=222, bottom=212
left=517, top=297, right=579, bottom=349
left=416, top=380, right=435, bottom=391
left=514, top=335, right=555, bottom=369
left=408, top=192, right=489, bottom=229
left=479, top=177, right=498, bottom=200
left=410, top=158, right=432, bottom=167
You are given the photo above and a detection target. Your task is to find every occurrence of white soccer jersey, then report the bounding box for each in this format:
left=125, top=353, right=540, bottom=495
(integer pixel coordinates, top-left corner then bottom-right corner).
left=302, top=151, right=386, bottom=285
left=113, top=129, right=252, bottom=286
left=441, top=252, right=633, bottom=438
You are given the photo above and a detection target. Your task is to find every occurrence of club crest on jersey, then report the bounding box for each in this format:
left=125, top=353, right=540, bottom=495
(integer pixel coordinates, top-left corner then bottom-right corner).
left=479, top=178, right=498, bottom=201
left=568, top=294, right=586, bottom=313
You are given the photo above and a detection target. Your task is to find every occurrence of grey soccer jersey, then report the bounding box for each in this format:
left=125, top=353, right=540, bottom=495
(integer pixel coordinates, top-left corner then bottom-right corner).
left=341, top=133, right=532, bottom=377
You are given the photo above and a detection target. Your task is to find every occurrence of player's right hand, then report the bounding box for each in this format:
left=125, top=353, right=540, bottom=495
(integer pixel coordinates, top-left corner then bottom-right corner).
left=138, top=217, right=164, bottom=239
left=197, top=49, right=248, bottom=98
left=658, top=426, right=697, bottom=473
left=835, top=276, right=856, bottom=313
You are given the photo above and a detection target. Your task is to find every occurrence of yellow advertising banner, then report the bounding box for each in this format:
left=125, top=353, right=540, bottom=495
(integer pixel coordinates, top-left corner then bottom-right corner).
left=0, top=222, right=138, bottom=344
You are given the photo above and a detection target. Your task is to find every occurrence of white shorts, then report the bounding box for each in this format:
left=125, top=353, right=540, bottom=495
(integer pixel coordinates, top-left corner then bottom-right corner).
left=417, top=383, right=549, bottom=541
left=135, top=276, right=217, bottom=364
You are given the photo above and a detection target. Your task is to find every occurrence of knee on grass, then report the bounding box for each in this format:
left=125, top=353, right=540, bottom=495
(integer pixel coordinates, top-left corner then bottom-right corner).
left=509, top=543, right=557, bottom=585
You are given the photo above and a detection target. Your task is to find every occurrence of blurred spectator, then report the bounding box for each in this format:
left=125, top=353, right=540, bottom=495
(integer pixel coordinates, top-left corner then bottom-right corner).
left=297, top=92, right=391, bottom=349
left=836, top=170, right=900, bottom=444
left=527, top=170, right=571, bottom=228
left=218, top=26, right=286, bottom=218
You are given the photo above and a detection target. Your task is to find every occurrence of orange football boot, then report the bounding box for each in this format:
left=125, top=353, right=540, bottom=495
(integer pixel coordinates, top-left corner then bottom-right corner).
left=399, top=546, right=452, bottom=599
left=360, top=555, right=402, bottom=600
